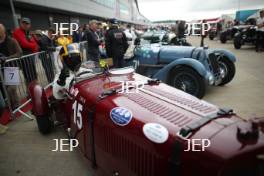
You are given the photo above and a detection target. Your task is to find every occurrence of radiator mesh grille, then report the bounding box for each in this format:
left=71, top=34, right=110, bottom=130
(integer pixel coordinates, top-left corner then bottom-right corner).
left=101, top=127, right=162, bottom=176
left=126, top=93, right=193, bottom=127
left=144, top=86, right=218, bottom=116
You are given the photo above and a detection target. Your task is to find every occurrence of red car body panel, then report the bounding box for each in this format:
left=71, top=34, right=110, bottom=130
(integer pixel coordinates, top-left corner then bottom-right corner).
left=31, top=70, right=264, bottom=176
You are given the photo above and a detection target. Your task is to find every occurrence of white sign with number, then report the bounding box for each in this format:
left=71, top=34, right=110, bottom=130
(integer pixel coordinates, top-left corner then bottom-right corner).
left=72, top=100, right=83, bottom=130
left=4, top=67, right=20, bottom=85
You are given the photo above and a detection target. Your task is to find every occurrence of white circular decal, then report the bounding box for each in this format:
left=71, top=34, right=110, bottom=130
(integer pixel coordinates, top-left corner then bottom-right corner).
left=143, top=123, right=169, bottom=144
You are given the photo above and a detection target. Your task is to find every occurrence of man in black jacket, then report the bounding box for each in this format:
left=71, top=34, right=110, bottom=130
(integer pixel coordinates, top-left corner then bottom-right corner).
left=177, top=21, right=186, bottom=38
left=37, top=28, right=56, bottom=51
left=83, top=20, right=101, bottom=63
left=105, top=19, right=128, bottom=68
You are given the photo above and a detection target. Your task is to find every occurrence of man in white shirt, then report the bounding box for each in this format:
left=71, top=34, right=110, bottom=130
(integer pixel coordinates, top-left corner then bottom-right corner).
left=124, top=24, right=137, bottom=59
left=256, top=10, right=264, bottom=51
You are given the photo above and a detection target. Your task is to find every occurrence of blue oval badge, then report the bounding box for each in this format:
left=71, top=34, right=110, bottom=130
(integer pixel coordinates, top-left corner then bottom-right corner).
left=110, top=107, right=133, bottom=126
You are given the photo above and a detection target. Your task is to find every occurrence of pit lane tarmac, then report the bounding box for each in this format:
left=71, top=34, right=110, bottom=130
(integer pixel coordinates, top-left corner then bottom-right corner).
left=0, top=115, right=93, bottom=176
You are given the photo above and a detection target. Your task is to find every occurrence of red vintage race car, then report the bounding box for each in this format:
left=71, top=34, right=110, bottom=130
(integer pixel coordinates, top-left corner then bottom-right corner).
left=29, top=65, right=264, bottom=176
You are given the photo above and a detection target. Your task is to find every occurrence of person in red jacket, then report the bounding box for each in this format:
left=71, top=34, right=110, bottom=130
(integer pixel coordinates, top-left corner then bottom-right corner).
left=13, top=17, right=38, bottom=54
left=13, top=17, right=38, bottom=85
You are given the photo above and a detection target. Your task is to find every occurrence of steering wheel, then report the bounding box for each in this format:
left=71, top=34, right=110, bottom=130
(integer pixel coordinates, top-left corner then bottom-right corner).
left=68, top=70, right=93, bottom=91
left=76, top=70, right=93, bottom=77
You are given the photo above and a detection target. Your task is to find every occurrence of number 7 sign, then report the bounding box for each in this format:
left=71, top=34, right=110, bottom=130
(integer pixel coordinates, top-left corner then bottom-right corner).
left=4, top=67, right=20, bottom=85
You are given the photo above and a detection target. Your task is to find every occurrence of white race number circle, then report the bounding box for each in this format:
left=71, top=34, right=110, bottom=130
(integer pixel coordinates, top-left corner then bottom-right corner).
left=143, top=123, right=169, bottom=144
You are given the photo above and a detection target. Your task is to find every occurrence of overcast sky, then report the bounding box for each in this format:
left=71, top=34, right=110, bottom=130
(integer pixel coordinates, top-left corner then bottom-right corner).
left=137, top=0, right=264, bottom=21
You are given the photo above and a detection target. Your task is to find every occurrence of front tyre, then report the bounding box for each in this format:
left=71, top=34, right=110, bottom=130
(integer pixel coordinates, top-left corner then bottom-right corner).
left=36, top=115, right=53, bottom=134
left=169, top=67, right=206, bottom=99
left=218, top=58, right=236, bottom=86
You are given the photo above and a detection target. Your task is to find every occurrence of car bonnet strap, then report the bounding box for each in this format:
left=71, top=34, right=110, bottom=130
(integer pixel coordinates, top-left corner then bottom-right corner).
left=179, top=108, right=234, bottom=138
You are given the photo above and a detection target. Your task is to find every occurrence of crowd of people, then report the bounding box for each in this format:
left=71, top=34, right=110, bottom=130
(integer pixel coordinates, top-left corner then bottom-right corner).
left=0, top=17, right=142, bottom=133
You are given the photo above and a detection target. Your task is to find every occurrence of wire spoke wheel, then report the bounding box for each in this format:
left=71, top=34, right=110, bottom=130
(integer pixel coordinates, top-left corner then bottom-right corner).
left=173, top=74, right=198, bottom=95
left=169, top=67, right=206, bottom=98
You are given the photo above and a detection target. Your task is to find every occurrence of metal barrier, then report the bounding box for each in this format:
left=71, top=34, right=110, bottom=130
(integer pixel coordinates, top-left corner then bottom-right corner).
left=0, top=41, right=88, bottom=120
left=0, top=51, right=55, bottom=119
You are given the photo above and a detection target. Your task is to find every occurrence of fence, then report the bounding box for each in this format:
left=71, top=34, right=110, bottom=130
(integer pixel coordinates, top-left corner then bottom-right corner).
left=0, top=41, right=88, bottom=120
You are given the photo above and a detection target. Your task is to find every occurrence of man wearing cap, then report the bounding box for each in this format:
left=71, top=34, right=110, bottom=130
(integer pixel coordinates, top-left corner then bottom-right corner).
left=13, top=17, right=38, bottom=54
left=105, top=19, right=128, bottom=68
left=83, top=20, right=102, bottom=63
left=34, top=29, right=56, bottom=51
left=256, top=10, right=264, bottom=52
left=13, top=17, right=38, bottom=84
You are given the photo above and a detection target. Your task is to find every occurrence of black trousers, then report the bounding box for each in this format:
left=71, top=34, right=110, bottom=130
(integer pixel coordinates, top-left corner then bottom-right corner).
left=256, top=30, right=264, bottom=51
left=113, top=54, right=124, bottom=68
left=200, top=35, right=206, bottom=47
left=88, top=52, right=100, bottom=63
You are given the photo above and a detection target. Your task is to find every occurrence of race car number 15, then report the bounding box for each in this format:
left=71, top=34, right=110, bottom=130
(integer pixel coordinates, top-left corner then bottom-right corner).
left=72, top=101, right=83, bottom=130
